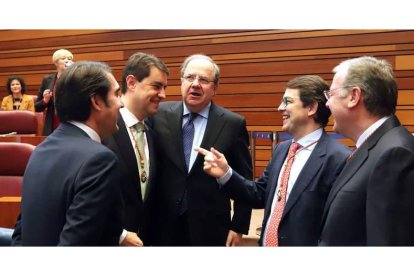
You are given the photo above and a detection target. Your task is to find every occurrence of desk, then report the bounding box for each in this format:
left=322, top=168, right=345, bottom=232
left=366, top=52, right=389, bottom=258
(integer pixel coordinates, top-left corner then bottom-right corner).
left=0, top=196, right=21, bottom=228
left=0, top=135, right=46, bottom=146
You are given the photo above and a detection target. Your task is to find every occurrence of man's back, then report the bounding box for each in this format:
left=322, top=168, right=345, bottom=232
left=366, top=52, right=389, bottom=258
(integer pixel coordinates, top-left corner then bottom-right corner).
left=16, top=123, right=122, bottom=246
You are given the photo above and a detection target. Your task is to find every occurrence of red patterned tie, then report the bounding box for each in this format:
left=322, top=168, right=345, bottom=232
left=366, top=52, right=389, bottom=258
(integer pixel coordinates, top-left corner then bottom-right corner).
left=265, top=142, right=301, bottom=246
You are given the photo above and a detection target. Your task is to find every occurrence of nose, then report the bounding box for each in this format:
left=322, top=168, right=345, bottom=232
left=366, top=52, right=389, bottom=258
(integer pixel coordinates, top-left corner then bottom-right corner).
left=277, top=102, right=285, bottom=112
left=158, top=87, right=166, bottom=99
left=191, top=78, right=201, bottom=87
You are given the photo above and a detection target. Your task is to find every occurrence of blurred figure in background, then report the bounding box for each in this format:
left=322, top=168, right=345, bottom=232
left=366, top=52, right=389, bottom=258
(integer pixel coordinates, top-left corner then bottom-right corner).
left=35, top=49, right=74, bottom=135
left=1, top=76, right=34, bottom=112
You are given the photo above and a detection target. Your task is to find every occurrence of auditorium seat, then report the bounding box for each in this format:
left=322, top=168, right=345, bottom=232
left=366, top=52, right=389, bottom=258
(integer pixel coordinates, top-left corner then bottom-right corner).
left=0, top=111, right=38, bottom=135
left=0, top=142, right=35, bottom=197
left=29, top=95, right=45, bottom=135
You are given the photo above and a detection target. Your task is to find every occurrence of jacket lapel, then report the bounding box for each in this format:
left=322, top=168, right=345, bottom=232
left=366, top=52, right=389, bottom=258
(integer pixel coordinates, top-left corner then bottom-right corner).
left=321, top=116, right=401, bottom=221
left=190, top=102, right=226, bottom=175
left=263, top=142, right=290, bottom=221
left=143, top=120, right=155, bottom=201
left=282, top=132, right=328, bottom=217
left=165, top=102, right=187, bottom=174
left=114, top=114, right=140, bottom=185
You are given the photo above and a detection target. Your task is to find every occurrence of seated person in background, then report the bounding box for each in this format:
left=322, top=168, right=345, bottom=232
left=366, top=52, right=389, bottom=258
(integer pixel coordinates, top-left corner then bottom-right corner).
left=35, top=48, right=74, bottom=135
left=1, top=76, right=34, bottom=112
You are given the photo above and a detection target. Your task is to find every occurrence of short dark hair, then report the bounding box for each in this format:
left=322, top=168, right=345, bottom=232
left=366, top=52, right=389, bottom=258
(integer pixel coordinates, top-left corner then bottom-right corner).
left=6, top=76, right=26, bottom=94
left=286, top=75, right=331, bottom=127
left=334, top=56, right=397, bottom=116
left=55, top=61, right=113, bottom=122
left=121, top=52, right=169, bottom=94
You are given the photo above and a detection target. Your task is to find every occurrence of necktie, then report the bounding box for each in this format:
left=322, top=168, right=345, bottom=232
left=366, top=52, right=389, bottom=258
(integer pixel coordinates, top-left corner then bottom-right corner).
left=182, top=112, right=198, bottom=170
left=178, top=113, right=198, bottom=216
left=131, top=122, right=148, bottom=200
left=265, top=142, right=301, bottom=246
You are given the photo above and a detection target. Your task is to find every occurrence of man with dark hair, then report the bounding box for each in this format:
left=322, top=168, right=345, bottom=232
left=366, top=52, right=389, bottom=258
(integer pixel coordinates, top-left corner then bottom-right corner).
left=12, top=61, right=123, bottom=246
left=150, top=54, right=252, bottom=246
left=319, top=56, right=414, bottom=245
left=197, top=75, right=350, bottom=246
left=103, top=52, right=168, bottom=246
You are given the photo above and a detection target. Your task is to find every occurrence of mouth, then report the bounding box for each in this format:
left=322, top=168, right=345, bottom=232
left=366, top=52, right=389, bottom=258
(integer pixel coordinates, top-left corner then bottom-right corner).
left=282, top=114, right=290, bottom=121
left=189, top=91, right=202, bottom=97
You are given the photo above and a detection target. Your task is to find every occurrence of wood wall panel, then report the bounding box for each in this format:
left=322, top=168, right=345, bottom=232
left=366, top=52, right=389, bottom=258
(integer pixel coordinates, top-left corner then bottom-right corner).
left=1, top=30, right=413, bottom=177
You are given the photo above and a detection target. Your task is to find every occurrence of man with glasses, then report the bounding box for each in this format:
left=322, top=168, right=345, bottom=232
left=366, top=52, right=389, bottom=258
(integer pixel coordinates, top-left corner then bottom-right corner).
left=149, top=54, right=252, bottom=246
left=196, top=75, right=350, bottom=246
left=319, top=56, right=414, bottom=245
left=103, top=52, right=168, bottom=246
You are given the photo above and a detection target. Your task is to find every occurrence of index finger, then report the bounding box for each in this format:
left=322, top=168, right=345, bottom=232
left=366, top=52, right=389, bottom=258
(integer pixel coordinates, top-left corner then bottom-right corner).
left=194, top=147, right=210, bottom=156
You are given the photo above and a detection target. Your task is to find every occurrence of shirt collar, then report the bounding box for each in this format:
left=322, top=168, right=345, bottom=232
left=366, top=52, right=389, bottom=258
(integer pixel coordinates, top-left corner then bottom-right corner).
left=294, top=128, right=323, bottom=149
left=183, top=102, right=211, bottom=119
left=356, top=116, right=390, bottom=148
left=120, top=106, right=144, bottom=128
left=68, top=121, right=101, bottom=143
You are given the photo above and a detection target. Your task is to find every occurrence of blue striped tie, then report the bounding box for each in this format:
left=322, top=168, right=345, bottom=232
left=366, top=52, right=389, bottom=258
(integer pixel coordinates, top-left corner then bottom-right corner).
left=182, top=112, right=198, bottom=170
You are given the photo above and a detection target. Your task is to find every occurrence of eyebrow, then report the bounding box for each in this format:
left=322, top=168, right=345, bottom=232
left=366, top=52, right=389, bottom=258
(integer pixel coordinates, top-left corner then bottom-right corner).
left=151, top=81, right=167, bottom=88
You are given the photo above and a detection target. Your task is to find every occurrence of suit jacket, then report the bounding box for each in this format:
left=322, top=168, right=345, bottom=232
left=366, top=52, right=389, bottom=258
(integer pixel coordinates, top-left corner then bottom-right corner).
left=102, top=113, right=158, bottom=245
left=12, top=123, right=123, bottom=246
left=1, top=94, right=35, bottom=112
left=35, top=73, right=57, bottom=135
left=319, top=116, right=414, bottom=246
left=150, top=101, right=252, bottom=246
left=224, top=131, right=350, bottom=246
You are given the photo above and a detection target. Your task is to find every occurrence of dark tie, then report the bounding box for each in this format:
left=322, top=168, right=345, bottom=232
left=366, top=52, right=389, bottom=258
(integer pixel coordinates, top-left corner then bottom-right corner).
left=179, top=112, right=198, bottom=216
left=265, top=142, right=301, bottom=246
left=182, top=112, right=198, bottom=170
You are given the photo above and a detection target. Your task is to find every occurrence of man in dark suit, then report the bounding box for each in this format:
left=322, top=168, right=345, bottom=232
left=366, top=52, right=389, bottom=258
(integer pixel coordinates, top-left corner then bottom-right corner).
left=319, top=56, right=414, bottom=245
left=12, top=61, right=123, bottom=246
left=35, top=49, right=74, bottom=135
left=103, top=52, right=169, bottom=246
left=150, top=54, right=252, bottom=246
left=197, top=75, right=351, bottom=246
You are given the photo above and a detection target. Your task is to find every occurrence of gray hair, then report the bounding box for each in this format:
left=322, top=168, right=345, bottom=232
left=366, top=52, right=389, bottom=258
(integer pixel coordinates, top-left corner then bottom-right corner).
left=180, top=54, right=220, bottom=85
left=333, top=56, right=397, bottom=116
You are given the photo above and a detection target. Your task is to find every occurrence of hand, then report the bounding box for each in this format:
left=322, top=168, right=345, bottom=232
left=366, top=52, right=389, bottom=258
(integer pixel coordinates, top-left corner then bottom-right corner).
left=194, top=147, right=229, bottom=178
left=226, top=230, right=243, bottom=246
left=121, top=231, right=144, bottom=246
left=43, top=89, right=51, bottom=104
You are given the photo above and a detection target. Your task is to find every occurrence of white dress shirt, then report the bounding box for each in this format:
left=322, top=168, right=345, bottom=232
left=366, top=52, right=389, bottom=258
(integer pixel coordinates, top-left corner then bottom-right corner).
left=262, top=128, right=322, bottom=245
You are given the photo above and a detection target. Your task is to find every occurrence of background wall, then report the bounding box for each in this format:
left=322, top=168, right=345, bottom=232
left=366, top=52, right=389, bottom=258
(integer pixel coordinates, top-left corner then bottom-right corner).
left=1, top=29, right=413, bottom=176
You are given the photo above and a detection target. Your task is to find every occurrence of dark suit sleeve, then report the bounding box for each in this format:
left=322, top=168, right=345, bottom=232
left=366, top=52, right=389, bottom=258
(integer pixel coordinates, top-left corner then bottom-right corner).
left=226, top=118, right=253, bottom=234
left=223, top=146, right=279, bottom=208
left=11, top=214, right=22, bottom=246
left=35, top=76, right=49, bottom=112
left=367, top=146, right=414, bottom=245
left=58, top=151, right=122, bottom=245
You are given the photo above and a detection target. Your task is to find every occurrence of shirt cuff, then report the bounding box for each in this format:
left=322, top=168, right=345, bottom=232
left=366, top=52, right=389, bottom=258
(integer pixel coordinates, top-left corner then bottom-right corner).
left=217, top=167, right=233, bottom=186
left=119, top=229, right=127, bottom=245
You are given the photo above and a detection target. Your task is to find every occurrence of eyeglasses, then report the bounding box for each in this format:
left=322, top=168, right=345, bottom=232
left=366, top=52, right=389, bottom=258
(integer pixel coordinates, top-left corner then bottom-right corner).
left=182, top=75, right=215, bottom=85
left=279, top=97, right=290, bottom=109
left=323, top=86, right=352, bottom=100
